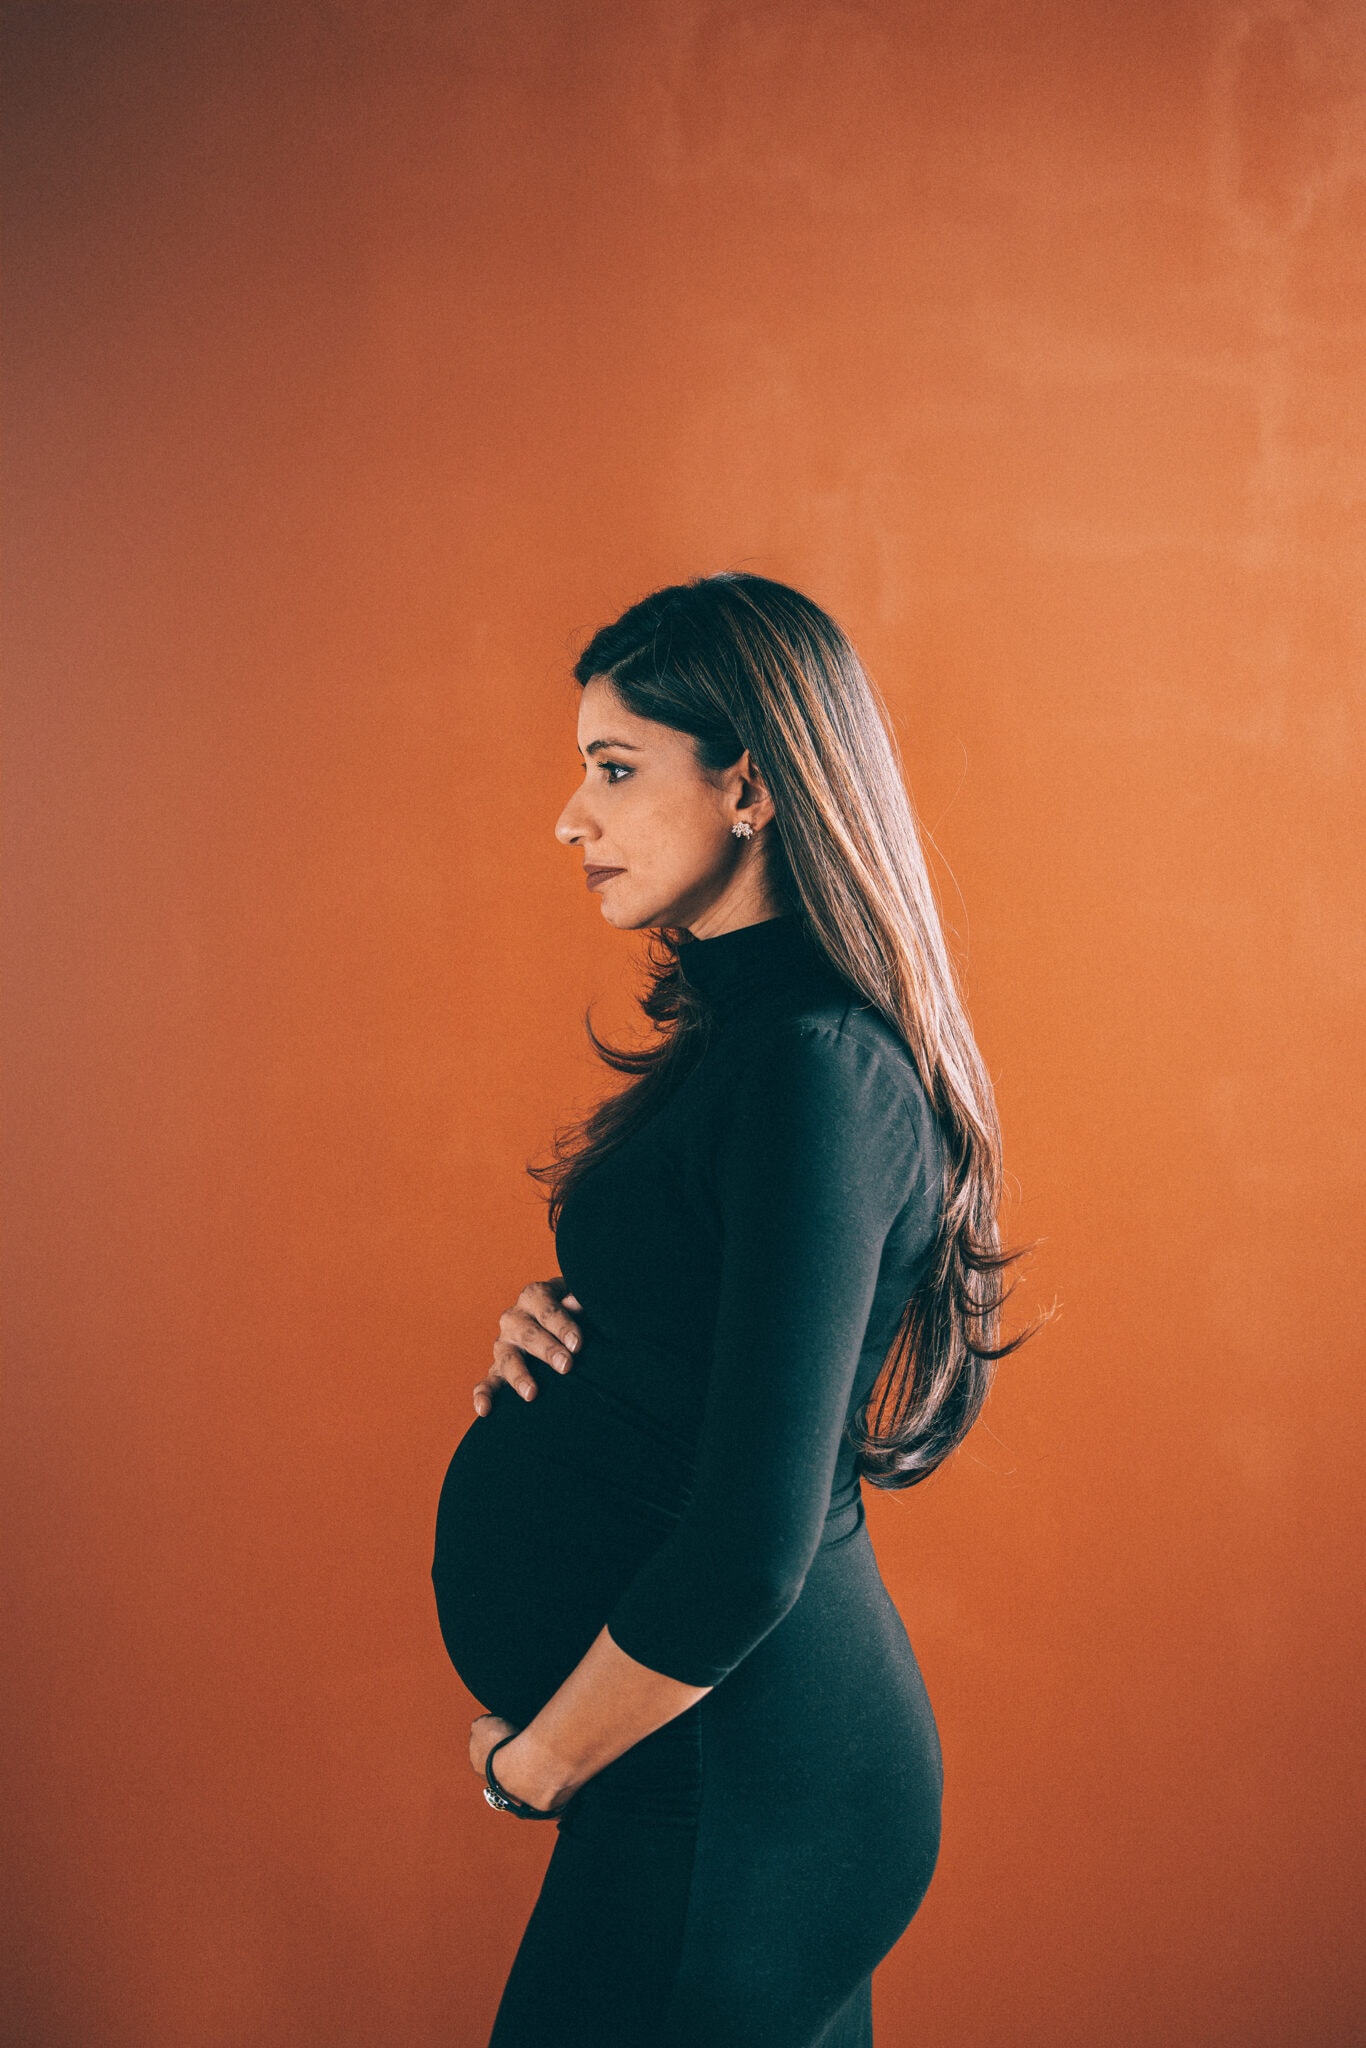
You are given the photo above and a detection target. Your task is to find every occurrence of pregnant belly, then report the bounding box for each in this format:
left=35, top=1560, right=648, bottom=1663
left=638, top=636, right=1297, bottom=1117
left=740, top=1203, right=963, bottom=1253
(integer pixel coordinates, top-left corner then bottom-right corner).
left=431, top=1360, right=694, bottom=1726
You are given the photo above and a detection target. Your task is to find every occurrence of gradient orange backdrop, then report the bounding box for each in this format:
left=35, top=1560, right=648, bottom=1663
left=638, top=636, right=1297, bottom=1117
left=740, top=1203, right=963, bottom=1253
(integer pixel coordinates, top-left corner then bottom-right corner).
left=4, top=5, right=1364, bottom=2044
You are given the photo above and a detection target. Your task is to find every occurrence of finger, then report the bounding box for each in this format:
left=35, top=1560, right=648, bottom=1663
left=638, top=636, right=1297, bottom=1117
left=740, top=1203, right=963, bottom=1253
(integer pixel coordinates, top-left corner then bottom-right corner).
left=518, top=1269, right=581, bottom=1351
left=499, top=1304, right=575, bottom=1374
left=470, top=1715, right=516, bottom=1771
left=498, top=1308, right=571, bottom=1372
left=489, top=1339, right=539, bottom=1401
left=521, top=1281, right=584, bottom=1355
left=472, top=1378, right=496, bottom=1418
left=541, top=1300, right=584, bottom=1353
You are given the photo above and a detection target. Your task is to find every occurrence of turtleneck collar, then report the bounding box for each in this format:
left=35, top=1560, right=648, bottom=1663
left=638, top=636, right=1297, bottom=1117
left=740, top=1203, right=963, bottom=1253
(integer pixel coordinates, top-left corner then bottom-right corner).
left=676, top=914, right=843, bottom=1026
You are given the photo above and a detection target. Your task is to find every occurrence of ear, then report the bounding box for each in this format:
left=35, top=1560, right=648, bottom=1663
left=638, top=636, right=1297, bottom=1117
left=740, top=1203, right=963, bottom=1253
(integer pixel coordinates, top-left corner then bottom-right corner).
left=733, top=748, right=777, bottom=831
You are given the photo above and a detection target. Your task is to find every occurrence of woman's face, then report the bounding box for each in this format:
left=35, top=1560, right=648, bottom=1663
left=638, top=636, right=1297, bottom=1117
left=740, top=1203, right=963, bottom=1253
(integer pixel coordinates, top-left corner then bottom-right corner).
left=554, top=676, right=775, bottom=938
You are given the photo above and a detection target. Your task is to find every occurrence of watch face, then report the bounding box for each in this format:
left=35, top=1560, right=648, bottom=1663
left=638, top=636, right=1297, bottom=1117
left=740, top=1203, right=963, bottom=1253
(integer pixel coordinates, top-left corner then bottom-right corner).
left=484, top=1785, right=513, bottom=1812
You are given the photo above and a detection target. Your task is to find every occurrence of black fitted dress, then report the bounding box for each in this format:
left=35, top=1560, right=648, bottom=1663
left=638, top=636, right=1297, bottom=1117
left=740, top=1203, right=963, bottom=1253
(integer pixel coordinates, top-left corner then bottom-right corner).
left=432, top=913, right=946, bottom=2048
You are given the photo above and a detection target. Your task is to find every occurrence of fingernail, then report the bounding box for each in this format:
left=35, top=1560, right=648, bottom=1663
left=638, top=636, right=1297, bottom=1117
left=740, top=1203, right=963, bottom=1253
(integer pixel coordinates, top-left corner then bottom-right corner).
left=564, top=1332, right=579, bottom=1351
left=521, top=1385, right=536, bottom=1400
left=554, top=1351, right=570, bottom=1371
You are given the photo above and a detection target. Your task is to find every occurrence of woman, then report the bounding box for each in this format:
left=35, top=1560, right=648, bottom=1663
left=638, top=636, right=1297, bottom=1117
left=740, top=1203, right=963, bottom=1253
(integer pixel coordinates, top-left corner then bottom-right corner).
left=431, top=572, right=1043, bottom=2047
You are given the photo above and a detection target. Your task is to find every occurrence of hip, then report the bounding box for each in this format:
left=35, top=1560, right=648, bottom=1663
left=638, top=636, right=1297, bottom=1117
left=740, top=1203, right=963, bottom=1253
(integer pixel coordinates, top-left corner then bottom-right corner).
left=566, top=1522, right=941, bottom=1847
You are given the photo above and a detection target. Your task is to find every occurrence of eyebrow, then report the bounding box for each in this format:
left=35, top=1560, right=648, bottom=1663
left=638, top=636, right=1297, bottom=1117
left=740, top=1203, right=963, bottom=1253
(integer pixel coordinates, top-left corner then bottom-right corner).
left=580, top=738, right=644, bottom=757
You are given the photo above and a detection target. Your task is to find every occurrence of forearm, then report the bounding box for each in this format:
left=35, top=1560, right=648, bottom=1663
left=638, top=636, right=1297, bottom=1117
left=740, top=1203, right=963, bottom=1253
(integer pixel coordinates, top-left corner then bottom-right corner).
left=493, top=1624, right=712, bottom=1810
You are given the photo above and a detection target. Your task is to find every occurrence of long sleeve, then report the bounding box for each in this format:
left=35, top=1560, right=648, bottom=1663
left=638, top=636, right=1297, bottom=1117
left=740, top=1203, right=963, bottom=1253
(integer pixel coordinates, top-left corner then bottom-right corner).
left=603, top=1017, right=926, bottom=1687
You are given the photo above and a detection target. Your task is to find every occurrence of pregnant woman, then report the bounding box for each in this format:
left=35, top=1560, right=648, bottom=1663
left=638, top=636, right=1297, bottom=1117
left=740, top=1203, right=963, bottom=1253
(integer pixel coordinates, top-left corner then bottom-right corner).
left=431, top=572, right=1043, bottom=2046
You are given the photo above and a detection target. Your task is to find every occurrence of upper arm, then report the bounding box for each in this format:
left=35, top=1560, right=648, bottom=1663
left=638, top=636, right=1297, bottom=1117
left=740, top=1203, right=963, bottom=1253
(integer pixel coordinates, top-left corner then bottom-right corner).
left=604, top=1019, right=925, bottom=1685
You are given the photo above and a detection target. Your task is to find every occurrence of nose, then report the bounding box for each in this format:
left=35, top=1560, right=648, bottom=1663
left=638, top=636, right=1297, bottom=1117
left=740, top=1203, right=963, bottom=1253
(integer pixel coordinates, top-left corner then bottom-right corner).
left=554, top=781, right=595, bottom=847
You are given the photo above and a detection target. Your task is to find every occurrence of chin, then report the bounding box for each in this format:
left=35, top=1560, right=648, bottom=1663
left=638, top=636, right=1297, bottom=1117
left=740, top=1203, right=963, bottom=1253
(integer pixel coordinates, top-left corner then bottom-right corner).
left=600, top=900, right=649, bottom=931
left=600, top=889, right=671, bottom=933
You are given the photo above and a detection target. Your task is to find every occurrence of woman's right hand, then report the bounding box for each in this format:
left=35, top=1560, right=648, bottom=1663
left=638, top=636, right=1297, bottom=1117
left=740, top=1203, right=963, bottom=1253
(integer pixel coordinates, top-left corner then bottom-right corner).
left=472, top=1277, right=584, bottom=1416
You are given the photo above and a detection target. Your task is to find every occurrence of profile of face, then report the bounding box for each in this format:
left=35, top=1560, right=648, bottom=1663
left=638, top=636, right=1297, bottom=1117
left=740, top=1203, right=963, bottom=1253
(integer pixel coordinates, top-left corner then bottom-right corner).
left=554, top=676, right=777, bottom=939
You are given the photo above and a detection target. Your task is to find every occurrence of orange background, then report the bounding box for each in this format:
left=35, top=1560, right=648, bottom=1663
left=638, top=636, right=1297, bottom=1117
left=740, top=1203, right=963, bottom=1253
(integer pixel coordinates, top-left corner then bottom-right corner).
left=4, top=5, right=1364, bottom=2044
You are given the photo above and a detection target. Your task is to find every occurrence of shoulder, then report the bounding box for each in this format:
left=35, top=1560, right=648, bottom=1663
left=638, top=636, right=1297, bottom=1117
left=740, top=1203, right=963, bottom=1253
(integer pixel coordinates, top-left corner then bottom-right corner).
left=763, top=988, right=927, bottom=1091
left=714, top=1002, right=944, bottom=1225
left=731, top=994, right=939, bottom=1151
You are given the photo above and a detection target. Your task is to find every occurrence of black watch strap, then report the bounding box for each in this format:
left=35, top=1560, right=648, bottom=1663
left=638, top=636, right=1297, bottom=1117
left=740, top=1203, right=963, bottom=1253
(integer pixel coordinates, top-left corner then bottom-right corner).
left=483, top=1733, right=568, bottom=1820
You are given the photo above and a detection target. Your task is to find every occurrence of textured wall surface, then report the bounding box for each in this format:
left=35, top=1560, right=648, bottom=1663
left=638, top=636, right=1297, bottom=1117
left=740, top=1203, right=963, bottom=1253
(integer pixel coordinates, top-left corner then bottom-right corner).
left=4, top=4, right=1364, bottom=2043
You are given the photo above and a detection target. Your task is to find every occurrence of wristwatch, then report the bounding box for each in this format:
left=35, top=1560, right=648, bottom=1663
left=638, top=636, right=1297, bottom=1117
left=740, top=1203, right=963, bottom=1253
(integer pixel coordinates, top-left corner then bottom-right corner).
left=483, top=1732, right=571, bottom=1820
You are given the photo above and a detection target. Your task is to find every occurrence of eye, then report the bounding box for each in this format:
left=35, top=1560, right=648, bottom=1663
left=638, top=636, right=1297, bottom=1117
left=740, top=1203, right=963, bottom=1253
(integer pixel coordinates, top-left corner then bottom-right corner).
left=598, top=761, right=632, bottom=784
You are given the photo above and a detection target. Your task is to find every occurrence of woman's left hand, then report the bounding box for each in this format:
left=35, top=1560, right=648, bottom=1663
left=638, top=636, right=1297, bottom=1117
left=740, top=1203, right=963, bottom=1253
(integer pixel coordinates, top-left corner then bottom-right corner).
left=470, top=1712, right=577, bottom=1813
left=469, top=1712, right=519, bottom=1783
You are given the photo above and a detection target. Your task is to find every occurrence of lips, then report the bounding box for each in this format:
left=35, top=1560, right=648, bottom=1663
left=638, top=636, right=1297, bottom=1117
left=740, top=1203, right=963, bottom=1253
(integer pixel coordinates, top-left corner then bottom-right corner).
left=584, top=865, right=625, bottom=887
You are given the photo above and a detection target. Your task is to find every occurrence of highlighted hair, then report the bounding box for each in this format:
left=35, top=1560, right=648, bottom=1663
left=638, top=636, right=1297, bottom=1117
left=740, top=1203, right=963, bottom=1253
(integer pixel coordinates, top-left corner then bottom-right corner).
left=529, top=572, right=1054, bottom=1487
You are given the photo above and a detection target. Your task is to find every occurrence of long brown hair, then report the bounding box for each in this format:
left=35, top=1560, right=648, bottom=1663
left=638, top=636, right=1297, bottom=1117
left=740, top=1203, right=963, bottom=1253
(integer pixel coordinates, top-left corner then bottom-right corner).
left=529, top=572, right=1053, bottom=1488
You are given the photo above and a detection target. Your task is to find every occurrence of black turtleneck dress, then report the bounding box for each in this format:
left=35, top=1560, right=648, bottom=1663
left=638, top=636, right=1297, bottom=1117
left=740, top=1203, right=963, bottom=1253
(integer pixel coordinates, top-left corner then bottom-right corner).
left=432, top=915, right=946, bottom=2048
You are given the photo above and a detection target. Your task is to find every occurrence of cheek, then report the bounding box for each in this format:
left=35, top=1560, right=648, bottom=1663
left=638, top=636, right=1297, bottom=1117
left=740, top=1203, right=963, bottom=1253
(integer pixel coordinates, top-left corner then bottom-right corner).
left=630, top=793, right=726, bottom=877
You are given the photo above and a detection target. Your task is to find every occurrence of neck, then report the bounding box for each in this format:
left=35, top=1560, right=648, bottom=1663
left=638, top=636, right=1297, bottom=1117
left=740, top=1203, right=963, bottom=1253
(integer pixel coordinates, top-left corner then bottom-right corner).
left=681, top=875, right=782, bottom=943
left=675, top=913, right=844, bottom=1028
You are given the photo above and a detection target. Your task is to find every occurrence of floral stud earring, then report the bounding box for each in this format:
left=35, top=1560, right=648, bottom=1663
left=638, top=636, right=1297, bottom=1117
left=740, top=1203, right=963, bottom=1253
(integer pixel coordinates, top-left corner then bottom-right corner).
left=732, top=820, right=754, bottom=838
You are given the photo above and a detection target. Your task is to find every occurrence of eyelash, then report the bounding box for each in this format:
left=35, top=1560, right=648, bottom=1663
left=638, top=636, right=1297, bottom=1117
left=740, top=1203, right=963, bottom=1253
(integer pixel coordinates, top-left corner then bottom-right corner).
left=594, top=762, right=631, bottom=784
